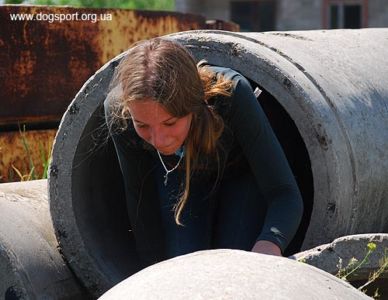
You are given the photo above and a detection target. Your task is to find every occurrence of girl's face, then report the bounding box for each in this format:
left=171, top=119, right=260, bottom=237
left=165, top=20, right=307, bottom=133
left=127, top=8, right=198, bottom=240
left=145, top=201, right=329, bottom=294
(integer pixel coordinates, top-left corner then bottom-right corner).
left=128, top=100, right=192, bottom=155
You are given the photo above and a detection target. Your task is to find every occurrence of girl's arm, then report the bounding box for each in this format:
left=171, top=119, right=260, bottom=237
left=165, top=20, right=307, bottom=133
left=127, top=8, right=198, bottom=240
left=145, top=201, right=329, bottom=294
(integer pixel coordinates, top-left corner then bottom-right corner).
left=229, top=74, right=304, bottom=255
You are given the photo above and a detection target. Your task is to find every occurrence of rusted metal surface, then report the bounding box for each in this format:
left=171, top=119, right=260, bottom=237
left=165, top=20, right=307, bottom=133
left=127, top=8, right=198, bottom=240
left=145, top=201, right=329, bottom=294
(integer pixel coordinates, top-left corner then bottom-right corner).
left=206, top=19, right=240, bottom=31
left=0, top=5, right=239, bottom=183
left=0, top=129, right=56, bottom=183
left=0, top=5, right=208, bottom=127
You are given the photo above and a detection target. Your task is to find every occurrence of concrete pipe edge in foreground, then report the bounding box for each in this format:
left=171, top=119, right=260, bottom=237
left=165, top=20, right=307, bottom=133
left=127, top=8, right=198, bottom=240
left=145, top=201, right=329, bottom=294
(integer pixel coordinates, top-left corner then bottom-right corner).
left=292, top=233, right=388, bottom=298
left=0, top=180, right=87, bottom=299
left=49, top=29, right=388, bottom=295
left=293, top=233, right=388, bottom=280
left=98, top=249, right=370, bottom=300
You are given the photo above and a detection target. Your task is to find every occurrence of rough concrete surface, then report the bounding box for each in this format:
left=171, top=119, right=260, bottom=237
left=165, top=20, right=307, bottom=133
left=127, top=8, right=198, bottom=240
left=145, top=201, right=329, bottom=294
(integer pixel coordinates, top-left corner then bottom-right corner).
left=99, top=249, right=371, bottom=300
left=292, top=234, right=388, bottom=280
left=168, top=29, right=388, bottom=250
left=0, top=180, right=87, bottom=299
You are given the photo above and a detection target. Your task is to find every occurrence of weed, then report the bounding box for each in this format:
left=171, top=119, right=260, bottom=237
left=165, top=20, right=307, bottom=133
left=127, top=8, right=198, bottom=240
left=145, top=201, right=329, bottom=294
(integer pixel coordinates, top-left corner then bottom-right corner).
left=12, top=164, right=35, bottom=181
left=357, top=248, right=388, bottom=293
left=19, top=124, right=36, bottom=180
left=11, top=124, right=52, bottom=181
left=337, top=242, right=377, bottom=281
left=336, top=242, right=388, bottom=299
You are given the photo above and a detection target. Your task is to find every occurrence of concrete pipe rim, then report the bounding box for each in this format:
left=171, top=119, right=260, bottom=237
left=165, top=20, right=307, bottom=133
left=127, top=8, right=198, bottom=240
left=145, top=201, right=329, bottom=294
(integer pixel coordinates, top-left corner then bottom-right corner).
left=49, top=29, right=349, bottom=295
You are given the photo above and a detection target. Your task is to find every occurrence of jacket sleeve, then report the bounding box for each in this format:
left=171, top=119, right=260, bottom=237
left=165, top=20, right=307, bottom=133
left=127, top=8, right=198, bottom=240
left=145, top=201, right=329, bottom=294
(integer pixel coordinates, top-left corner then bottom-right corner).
left=228, top=75, right=303, bottom=253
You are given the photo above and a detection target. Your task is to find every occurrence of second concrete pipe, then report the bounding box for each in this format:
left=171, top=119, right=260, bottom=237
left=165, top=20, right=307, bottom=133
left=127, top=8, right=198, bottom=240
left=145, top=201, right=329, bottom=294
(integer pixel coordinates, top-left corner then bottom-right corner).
left=49, top=29, right=388, bottom=295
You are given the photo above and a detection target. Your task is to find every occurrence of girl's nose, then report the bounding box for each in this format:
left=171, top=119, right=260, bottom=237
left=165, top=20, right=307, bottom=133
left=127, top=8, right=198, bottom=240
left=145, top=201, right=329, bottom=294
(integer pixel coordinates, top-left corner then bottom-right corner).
left=150, top=128, right=168, bottom=149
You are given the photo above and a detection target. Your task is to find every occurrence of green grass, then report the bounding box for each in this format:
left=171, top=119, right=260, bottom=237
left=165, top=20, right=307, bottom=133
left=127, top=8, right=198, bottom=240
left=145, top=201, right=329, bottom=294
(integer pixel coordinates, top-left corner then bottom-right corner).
left=11, top=124, right=52, bottom=181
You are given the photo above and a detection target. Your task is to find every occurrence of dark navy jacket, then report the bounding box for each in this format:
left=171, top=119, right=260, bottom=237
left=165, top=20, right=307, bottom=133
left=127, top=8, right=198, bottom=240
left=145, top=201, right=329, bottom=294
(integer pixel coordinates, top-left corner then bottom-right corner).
left=104, top=66, right=303, bottom=267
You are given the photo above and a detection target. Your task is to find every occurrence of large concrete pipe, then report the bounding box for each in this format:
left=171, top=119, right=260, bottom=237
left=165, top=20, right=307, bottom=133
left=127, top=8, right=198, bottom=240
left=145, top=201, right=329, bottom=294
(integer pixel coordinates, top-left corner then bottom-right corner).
left=98, top=249, right=370, bottom=299
left=0, top=180, right=87, bottom=299
left=49, top=29, right=388, bottom=295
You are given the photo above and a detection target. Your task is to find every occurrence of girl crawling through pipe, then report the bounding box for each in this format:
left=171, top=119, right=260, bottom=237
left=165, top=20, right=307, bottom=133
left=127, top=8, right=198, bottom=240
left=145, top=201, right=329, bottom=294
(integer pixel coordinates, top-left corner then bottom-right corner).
left=104, top=37, right=303, bottom=268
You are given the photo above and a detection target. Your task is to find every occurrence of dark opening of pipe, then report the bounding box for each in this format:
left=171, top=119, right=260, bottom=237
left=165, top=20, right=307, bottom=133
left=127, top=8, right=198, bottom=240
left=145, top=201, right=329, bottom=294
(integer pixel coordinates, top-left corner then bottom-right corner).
left=70, top=75, right=314, bottom=286
left=252, top=80, right=314, bottom=256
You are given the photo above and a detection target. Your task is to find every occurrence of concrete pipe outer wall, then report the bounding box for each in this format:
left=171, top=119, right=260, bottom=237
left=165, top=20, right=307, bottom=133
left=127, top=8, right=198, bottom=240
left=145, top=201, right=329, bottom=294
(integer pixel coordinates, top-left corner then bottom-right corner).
left=49, top=29, right=388, bottom=296
left=293, top=233, right=388, bottom=298
left=293, top=234, right=388, bottom=281
left=98, top=249, right=370, bottom=300
left=0, top=180, right=88, bottom=299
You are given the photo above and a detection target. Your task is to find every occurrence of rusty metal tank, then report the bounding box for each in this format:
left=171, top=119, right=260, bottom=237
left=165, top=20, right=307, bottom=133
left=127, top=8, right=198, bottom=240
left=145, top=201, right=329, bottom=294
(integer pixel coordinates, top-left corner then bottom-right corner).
left=0, top=5, right=238, bottom=183
left=0, top=5, right=209, bottom=126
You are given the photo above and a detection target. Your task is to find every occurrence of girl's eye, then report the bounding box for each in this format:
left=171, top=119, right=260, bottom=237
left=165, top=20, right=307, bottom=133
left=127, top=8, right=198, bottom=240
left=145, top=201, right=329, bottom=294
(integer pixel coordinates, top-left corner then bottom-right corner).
left=164, top=122, right=176, bottom=127
left=136, top=123, right=148, bottom=129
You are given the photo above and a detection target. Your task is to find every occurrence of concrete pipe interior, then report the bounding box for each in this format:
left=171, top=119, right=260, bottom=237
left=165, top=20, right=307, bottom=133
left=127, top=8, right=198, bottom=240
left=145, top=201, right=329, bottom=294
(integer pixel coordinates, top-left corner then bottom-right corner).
left=69, top=63, right=313, bottom=289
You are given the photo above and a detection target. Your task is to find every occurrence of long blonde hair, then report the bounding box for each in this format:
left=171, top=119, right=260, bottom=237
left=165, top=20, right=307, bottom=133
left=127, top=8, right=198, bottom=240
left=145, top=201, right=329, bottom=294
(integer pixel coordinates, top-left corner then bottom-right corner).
left=109, top=38, right=232, bottom=225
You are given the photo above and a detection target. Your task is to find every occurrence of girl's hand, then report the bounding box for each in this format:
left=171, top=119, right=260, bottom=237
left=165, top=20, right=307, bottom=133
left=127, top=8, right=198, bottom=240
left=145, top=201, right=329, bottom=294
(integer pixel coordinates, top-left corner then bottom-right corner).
left=251, top=240, right=282, bottom=256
